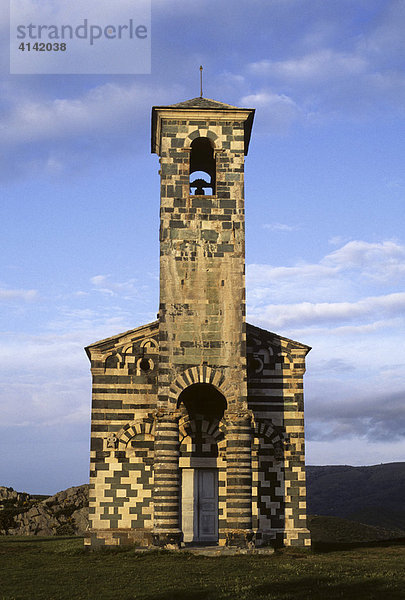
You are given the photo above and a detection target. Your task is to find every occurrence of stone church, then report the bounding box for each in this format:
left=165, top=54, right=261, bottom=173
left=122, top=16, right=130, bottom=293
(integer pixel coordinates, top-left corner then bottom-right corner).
left=84, top=96, right=311, bottom=549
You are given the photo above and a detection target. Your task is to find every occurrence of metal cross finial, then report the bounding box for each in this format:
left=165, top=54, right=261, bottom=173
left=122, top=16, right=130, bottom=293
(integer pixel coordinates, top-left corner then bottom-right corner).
left=200, top=65, right=203, bottom=98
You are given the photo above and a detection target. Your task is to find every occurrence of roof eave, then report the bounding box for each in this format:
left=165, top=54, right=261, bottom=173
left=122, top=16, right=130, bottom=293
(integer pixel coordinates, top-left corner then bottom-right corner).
left=85, top=319, right=159, bottom=356
left=247, top=322, right=312, bottom=353
left=151, top=104, right=255, bottom=155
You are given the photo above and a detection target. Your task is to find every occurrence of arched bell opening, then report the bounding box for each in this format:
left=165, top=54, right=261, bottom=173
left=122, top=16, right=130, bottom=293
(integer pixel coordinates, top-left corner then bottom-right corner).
left=189, top=137, right=216, bottom=195
left=177, top=383, right=226, bottom=420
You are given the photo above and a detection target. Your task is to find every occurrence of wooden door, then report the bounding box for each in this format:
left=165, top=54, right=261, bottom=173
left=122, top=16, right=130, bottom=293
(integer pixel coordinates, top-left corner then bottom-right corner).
left=196, top=469, right=218, bottom=542
left=181, top=468, right=218, bottom=543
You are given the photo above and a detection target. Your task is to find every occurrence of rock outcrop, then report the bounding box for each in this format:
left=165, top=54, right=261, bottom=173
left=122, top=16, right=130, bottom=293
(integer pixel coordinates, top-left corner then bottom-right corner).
left=0, top=484, right=89, bottom=536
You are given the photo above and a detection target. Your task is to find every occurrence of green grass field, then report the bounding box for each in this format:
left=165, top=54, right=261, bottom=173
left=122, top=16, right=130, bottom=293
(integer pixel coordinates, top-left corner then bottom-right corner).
left=1, top=537, right=405, bottom=600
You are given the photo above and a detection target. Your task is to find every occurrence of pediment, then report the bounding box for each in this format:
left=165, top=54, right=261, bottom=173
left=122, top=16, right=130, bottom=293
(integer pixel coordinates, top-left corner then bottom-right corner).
left=85, top=320, right=159, bottom=358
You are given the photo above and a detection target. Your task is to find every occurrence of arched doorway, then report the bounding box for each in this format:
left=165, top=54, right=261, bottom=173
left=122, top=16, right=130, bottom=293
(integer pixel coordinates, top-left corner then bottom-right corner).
left=177, top=383, right=226, bottom=544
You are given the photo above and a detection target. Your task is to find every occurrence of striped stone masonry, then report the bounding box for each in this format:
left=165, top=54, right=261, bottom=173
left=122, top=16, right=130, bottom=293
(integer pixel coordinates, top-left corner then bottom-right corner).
left=247, top=323, right=311, bottom=547
left=223, top=410, right=253, bottom=546
left=85, top=97, right=311, bottom=549
left=152, top=411, right=182, bottom=546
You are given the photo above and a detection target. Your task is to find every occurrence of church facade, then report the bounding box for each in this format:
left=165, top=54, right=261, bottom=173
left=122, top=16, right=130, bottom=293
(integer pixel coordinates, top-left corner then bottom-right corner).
left=84, top=97, right=311, bottom=549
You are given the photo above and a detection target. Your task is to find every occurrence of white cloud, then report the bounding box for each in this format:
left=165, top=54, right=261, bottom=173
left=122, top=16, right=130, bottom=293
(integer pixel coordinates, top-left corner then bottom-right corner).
left=45, top=307, right=135, bottom=335
left=385, top=178, right=403, bottom=190
left=0, top=287, right=37, bottom=301
left=0, top=371, right=90, bottom=428
left=248, top=50, right=368, bottom=82
left=247, top=239, right=405, bottom=306
left=90, top=275, right=108, bottom=286
left=248, top=262, right=335, bottom=286
left=356, top=0, right=405, bottom=57
left=307, top=438, right=405, bottom=466
left=240, top=90, right=302, bottom=133
left=0, top=82, right=155, bottom=146
left=323, top=240, right=405, bottom=282
left=242, top=4, right=405, bottom=120
left=247, top=237, right=405, bottom=453
left=0, top=76, right=184, bottom=180
left=307, top=389, right=405, bottom=443
left=328, top=235, right=350, bottom=246
left=0, top=308, right=135, bottom=428
left=262, top=222, right=299, bottom=232
left=302, top=317, right=401, bottom=338
left=0, top=275, right=160, bottom=428
left=90, top=274, right=151, bottom=300
left=251, top=292, right=405, bottom=329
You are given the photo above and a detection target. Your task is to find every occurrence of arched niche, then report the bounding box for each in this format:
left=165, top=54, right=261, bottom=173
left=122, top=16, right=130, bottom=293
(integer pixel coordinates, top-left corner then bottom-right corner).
left=140, top=338, right=158, bottom=353
left=105, top=354, right=119, bottom=370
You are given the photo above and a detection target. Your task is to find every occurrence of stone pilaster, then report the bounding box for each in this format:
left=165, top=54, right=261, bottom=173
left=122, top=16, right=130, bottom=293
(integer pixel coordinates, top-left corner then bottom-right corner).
left=223, top=410, right=253, bottom=547
left=152, top=411, right=182, bottom=547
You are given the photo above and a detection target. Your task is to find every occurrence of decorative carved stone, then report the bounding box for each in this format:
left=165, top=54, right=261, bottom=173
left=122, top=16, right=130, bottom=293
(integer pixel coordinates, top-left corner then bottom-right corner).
left=105, top=434, right=117, bottom=449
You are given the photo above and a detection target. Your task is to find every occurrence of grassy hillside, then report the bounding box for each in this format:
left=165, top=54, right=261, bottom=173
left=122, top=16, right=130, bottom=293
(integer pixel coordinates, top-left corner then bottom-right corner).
left=308, top=515, right=405, bottom=550
left=1, top=536, right=405, bottom=600
left=306, top=462, right=405, bottom=531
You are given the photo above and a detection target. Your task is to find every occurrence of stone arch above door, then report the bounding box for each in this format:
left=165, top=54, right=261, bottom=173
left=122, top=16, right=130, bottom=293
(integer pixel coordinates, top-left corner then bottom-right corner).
left=168, top=366, right=236, bottom=406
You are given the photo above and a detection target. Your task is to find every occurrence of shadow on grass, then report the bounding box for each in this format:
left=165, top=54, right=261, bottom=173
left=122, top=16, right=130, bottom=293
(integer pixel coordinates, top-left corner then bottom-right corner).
left=254, top=576, right=405, bottom=600
left=119, top=575, right=405, bottom=600
left=138, top=576, right=405, bottom=600
left=312, top=537, right=405, bottom=553
left=140, top=592, right=213, bottom=600
left=0, top=535, right=82, bottom=544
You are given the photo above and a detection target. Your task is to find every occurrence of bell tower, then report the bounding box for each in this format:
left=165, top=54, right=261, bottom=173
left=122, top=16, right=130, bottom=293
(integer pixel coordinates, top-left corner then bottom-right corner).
left=151, top=97, right=256, bottom=547
left=152, top=97, right=255, bottom=410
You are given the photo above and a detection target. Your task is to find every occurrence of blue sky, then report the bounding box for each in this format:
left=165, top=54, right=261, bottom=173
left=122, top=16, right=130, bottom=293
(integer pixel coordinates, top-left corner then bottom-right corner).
left=1, top=0, right=405, bottom=494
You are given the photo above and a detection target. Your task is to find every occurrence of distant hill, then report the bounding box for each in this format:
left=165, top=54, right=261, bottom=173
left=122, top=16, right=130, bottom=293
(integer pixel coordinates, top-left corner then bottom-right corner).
left=308, top=514, right=405, bottom=548
left=307, top=462, right=405, bottom=532
left=0, top=485, right=88, bottom=536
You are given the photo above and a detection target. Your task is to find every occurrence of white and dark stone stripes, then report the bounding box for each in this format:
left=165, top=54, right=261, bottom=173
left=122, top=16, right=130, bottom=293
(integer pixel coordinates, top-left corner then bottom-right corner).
left=152, top=412, right=182, bottom=545
left=224, top=412, right=253, bottom=539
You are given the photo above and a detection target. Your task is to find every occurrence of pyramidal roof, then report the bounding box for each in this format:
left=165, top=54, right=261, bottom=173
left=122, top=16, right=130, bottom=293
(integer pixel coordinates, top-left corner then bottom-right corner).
left=167, top=96, right=239, bottom=109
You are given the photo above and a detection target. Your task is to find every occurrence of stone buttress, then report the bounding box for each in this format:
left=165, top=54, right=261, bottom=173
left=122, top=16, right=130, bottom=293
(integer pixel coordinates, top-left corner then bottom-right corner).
left=85, top=96, right=311, bottom=549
